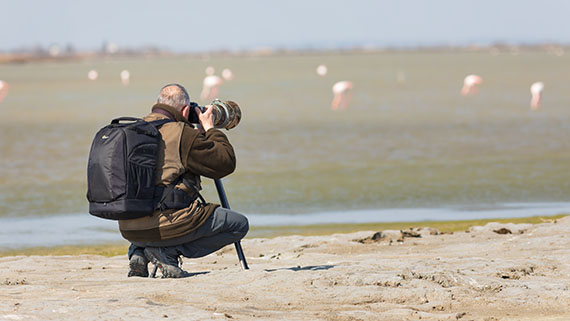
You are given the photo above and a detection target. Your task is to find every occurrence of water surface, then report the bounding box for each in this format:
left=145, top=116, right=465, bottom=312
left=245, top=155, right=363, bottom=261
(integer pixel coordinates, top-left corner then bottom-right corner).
left=0, top=52, right=569, bottom=233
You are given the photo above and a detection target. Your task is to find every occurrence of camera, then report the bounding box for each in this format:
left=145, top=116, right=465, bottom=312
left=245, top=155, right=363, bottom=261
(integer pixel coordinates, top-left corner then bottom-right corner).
left=188, top=99, right=241, bottom=130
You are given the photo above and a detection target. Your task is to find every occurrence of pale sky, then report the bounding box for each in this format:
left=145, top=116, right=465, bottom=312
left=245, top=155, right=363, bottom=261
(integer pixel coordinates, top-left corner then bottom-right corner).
left=1, top=0, right=568, bottom=52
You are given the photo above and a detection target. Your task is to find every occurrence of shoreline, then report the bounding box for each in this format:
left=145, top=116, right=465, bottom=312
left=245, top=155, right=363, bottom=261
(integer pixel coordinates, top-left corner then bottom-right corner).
left=1, top=215, right=568, bottom=320
left=1, top=43, right=568, bottom=65
left=1, top=214, right=566, bottom=257
left=2, top=202, right=570, bottom=250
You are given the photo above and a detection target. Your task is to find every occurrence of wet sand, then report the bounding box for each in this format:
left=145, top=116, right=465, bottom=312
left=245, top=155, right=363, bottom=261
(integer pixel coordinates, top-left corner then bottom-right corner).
left=1, top=216, right=569, bottom=320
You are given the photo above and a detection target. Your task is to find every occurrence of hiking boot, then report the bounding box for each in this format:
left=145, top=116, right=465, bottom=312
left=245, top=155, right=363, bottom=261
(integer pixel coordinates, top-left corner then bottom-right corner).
left=127, top=250, right=149, bottom=277
left=144, top=247, right=189, bottom=278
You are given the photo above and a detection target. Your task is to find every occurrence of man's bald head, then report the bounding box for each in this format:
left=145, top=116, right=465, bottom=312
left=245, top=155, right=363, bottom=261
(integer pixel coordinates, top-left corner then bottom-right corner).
left=156, top=84, right=190, bottom=111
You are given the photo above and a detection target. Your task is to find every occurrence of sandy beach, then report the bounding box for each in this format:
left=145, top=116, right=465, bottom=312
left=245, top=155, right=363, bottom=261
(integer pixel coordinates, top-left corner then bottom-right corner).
left=1, top=216, right=569, bottom=321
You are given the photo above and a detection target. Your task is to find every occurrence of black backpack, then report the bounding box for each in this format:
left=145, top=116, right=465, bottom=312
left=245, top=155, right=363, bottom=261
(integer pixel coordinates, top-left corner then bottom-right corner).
left=86, top=117, right=174, bottom=220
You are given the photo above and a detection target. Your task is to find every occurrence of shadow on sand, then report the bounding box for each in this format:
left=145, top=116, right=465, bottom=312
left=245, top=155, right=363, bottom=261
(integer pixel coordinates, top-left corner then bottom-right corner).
left=264, top=265, right=335, bottom=273
left=148, top=270, right=210, bottom=279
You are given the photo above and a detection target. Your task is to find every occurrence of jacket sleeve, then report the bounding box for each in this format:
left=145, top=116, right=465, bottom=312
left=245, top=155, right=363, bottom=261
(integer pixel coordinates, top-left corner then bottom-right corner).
left=180, top=126, right=236, bottom=179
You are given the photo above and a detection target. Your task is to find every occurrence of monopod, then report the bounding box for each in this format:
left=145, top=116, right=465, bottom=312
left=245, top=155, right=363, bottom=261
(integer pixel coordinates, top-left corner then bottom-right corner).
left=214, top=179, right=249, bottom=270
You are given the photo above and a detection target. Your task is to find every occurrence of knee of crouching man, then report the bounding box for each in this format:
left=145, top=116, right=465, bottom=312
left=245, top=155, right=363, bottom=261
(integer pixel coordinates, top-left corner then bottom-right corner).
left=236, top=214, right=249, bottom=239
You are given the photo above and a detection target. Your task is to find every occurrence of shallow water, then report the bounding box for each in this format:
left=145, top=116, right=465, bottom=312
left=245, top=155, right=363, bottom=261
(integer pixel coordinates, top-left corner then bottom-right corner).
left=2, top=203, right=570, bottom=249
left=0, top=51, right=569, bottom=224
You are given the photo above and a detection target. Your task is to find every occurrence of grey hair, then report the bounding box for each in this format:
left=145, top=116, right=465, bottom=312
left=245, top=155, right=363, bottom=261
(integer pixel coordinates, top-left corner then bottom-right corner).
left=156, top=83, right=190, bottom=110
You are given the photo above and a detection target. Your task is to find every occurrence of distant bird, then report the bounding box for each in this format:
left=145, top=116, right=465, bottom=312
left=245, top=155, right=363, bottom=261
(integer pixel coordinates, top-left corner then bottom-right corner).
left=461, top=74, right=482, bottom=96
left=120, top=70, right=130, bottom=85
left=331, top=81, right=353, bottom=110
left=200, top=75, right=223, bottom=101
left=222, top=68, right=234, bottom=81
left=0, top=80, right=8, bottom=103
left=205, top=66, right=215, bottom=76
left=87, top=70, right=98, bottom=81
left=530, top=82, right=544, bottom=110
left=396, top=71, right=406, bottom=85
left=316, top=64, right=328, bottom=76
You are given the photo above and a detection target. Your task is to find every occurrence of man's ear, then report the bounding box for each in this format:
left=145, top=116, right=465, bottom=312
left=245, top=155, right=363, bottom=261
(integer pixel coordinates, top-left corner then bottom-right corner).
left=182, top=105, right=189, bottom=119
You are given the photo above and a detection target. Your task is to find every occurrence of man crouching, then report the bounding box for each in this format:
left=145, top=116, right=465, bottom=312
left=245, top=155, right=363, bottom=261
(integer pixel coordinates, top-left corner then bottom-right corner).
left=120, top=83, right=248, bottom=278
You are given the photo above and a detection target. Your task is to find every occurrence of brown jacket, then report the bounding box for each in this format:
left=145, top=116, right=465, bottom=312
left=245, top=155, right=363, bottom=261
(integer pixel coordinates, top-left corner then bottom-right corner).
left=118, top=104, right=236, bottom=242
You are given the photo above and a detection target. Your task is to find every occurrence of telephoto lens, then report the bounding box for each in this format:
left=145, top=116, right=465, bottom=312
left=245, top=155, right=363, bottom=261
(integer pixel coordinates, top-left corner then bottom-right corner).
left=189, top=100, right=241, bottom=130
left=210, top=99, right=241, bottom=130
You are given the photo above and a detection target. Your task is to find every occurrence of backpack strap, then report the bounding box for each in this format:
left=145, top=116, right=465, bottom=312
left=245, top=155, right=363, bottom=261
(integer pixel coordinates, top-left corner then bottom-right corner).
left=155, top=177, right=207, bottom=212
left=155, top=176, right=183, bottom=212
left=151, top=118, right=207, bottom=212
left=151, top=118, right=178, bottom=212
left=183, top=178, right=207, bottom=205
left=148, top=118, right=174, bottom=128
left=135, top=118, right=174, bottom=137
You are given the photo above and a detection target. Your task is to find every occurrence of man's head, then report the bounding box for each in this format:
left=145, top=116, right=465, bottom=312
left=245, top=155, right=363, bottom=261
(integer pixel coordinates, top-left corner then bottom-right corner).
left=157, top=84, right=190, bottom=112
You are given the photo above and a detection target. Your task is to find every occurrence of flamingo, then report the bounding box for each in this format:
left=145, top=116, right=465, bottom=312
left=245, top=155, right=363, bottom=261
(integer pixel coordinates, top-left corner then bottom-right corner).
left=530, top=82, right=544, bottom=110
left=222, top=68, right=234, bottom=81
left=331, top=81, right=353, bottom=110
left=205, top=66, right=215, bottom=76
left=120, top=70, right=130, bottom=85
left=316, top=64, right=327, bottom=76
left=87, top=70, right=98, bottom=81
left=0, top=80, right=8, bottom=103
left=396, top=71, right=406, bottom=85
left=461, top=74, right=482, bottom=96
left=200, top=75, right=223, bottom=101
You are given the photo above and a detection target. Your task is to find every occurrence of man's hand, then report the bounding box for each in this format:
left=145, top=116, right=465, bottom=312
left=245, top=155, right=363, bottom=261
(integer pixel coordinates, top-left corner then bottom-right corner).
left=196, top=105, right=215, bottom=132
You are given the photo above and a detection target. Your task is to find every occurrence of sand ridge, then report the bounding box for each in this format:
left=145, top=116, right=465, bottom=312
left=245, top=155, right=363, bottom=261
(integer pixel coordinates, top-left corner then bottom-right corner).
left=1, top=216, right=569, bottom=320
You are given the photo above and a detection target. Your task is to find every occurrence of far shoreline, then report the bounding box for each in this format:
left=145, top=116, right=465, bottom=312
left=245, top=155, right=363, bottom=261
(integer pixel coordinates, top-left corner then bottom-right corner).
left=1, top=42, right=568, bottom=65
left=1, top=213, right=566, bottom=258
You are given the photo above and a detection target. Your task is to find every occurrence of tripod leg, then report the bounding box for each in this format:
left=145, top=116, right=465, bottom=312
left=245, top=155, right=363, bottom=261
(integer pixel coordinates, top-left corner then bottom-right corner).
left=214, top=179, right=249, bottom=270
left=234, top=242, right=249, bottom=270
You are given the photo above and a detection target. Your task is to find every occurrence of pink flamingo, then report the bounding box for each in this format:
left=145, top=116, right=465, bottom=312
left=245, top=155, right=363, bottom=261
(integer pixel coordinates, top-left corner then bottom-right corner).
left=205, top=66, right=215, bottom=76
left=530, top=82, right=544, bottom=110
left=316, top=64, right=327, bottom=76
left=222, top=68, right=234, bottom=81
left=87, top=70, right=98, bottom=81
left=0, top=80, right=7, bottom=103
left=461, top=74, right=482, bottom=96
left=120, top=70, right=130, bottom=85
left=200, top=75, right=223, bottom=101
left=331, top=81, right=353, bottom=110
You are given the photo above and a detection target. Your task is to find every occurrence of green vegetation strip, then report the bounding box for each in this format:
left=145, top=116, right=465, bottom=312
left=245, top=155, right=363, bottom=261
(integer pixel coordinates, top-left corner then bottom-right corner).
left=0, top=243, right=131, bottom=258
left=248, top=214, right=567, bottom=238
left=1, top=214, right=566, bottom=257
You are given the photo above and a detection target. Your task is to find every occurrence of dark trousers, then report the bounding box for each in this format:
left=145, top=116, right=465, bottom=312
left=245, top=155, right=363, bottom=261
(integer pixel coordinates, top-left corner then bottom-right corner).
left=128, top=207, right=249, bottom=259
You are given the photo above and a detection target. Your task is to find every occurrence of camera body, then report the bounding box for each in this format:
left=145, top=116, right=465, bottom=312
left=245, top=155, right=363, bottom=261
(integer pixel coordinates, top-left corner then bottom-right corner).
left=188, top=99, right=241, bottom=130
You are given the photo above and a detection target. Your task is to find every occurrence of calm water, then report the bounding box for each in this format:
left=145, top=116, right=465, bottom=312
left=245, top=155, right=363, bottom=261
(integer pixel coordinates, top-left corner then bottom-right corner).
left=0, top=51, right=569, bottom=247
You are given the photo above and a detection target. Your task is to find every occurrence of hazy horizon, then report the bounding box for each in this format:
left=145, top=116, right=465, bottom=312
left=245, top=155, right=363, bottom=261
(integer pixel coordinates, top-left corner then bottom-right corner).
left=1, top=0, right=569, bottom=52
